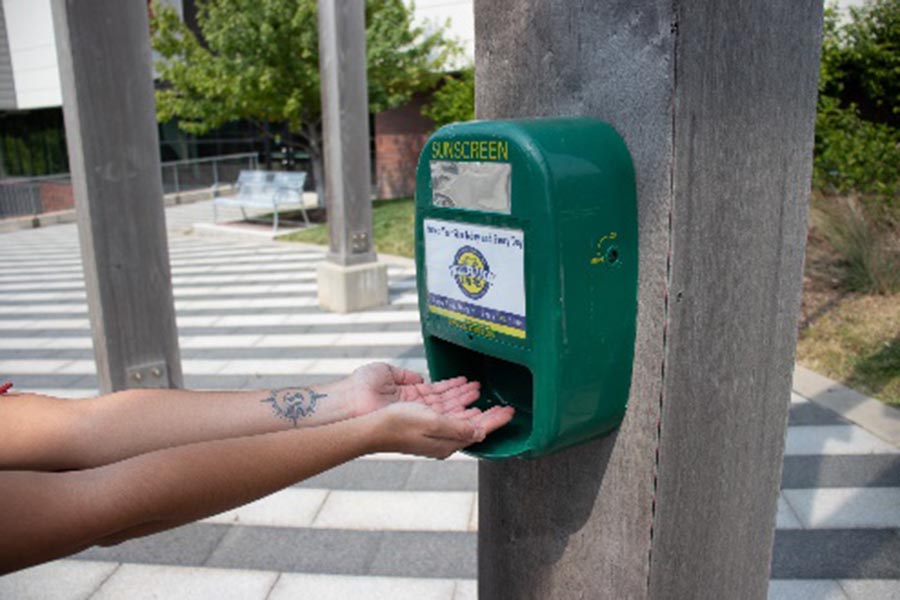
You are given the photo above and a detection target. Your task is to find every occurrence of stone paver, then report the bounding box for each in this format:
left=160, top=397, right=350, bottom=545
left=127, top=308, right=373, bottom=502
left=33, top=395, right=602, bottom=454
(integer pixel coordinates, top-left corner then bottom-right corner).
left=313, top=490, right=476, bottom=531
left=785, top=425, right=899, bottom=455
left=268, top=573, right=457, bottom=600
left=768, top=579, right=848, bottom=600
left=91, top=564, right=278, bottom=600
left=0, top=560, right=119, bottom=600
left=203, top=488, right=329, bottom=528
left=782, top=488, right=900, bottom=529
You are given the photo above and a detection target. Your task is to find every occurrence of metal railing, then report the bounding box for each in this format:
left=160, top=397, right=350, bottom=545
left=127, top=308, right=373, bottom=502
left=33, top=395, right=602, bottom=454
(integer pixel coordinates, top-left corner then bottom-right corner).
left=0, top=174, right=71, bottom=219
left=0, top=153, right=260, bottom=219
left=160, top=152, right=259, bottom=194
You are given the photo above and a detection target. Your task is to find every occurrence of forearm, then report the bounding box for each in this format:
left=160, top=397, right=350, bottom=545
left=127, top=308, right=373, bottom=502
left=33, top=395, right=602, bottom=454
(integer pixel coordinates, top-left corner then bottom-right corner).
left=71, top=382, right=356, bottom=469
left=0, top=414, right=377, bottom=574
left=100, top=413, right=375, bottom=527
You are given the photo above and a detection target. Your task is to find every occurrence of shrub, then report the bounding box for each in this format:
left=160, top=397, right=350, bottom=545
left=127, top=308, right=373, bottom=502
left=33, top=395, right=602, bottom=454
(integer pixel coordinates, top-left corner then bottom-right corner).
left=813, top=96, right=900, bottom=198
left=811, top=195, right=900, bottom=294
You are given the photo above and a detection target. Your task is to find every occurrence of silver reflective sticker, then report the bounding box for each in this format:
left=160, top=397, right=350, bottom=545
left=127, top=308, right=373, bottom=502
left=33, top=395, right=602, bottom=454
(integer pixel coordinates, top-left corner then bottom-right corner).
left=430, top=161, right=511, bottom=214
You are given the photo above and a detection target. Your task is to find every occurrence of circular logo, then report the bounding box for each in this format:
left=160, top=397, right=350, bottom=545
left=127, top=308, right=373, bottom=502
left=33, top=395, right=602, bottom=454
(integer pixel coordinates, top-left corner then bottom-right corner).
left=449, top=246, right=494, bottom=299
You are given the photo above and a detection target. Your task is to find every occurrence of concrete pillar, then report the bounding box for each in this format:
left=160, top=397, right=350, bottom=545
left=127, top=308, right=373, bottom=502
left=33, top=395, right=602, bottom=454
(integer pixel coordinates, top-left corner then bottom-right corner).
left=52, top=0, right=183, bottom=393
left=316, top=0, right=388, bottom=313
left=474, top=1, right=823, bottom=598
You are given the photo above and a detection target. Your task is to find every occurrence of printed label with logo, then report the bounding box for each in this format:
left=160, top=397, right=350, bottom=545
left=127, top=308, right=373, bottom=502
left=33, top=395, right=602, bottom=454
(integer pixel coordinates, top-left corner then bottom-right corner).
left=423, top=218, right=526, bottom=339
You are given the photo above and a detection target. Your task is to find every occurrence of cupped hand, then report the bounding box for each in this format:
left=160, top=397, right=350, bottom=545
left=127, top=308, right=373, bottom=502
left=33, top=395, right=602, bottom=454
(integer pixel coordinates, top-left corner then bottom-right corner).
left=372, top=402, right=515, bottom=459
left=345, top=362, right=481, bottom=418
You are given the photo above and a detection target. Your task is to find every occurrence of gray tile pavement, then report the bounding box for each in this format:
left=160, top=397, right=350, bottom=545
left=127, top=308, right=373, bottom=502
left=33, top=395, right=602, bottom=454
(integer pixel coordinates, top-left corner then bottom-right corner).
left=789, top=401, right=851, bottom=426
left=204, top=527, right=385, bottom=575
left=296, top=460, right=415, bottom=491
left=76, top=523, right=231, bottom=567
left=781, top=455, right=900, bottom=489
left=368, top=532, right=477, bottom=579
left=406, top=461, right=479, bottom=491
left=772, top=529, right=900, bottom=579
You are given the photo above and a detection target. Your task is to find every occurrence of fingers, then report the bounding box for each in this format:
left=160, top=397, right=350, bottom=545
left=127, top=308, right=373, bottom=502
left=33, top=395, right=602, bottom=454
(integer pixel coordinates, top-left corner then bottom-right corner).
left=388, top=365, right=425, bottom=386
left=430, top=405, right=515, bottom=443
left=376, top=395, right=516, bottom=460
left=473, top=406, right=515, bottom=435
left=426, top=383, right=481, bottom=413
left=437, top=381, right=480, bottom=404
left=451, top=407, right=482, bottom=420
left=407, top=380, right=481, bottom=411
left=414, top=376, right=468, bottom=396
left=391, top=371, right=479, bottom=402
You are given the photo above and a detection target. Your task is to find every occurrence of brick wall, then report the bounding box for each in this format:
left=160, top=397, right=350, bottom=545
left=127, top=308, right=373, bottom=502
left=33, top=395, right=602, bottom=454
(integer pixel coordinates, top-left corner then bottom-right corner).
left=39, top=182, right=75, bottom=213
left=375, top=92, right=435, bottom=199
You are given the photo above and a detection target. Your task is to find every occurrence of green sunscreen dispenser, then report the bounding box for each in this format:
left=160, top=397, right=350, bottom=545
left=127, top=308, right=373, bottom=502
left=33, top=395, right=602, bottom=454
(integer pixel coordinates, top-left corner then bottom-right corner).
left=414, top=117, right=638, bottom=459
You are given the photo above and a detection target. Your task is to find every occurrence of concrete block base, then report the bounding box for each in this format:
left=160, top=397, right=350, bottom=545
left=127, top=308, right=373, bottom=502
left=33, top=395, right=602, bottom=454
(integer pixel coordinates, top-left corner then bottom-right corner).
left=317, top=260, right=389, bottom=313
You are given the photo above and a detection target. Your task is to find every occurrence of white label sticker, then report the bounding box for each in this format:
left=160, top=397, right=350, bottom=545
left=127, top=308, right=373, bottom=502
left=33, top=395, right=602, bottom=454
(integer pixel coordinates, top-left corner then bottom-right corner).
left=430, top=161, right=511, bottom=214
left=423, top=219, right=526, bottom=339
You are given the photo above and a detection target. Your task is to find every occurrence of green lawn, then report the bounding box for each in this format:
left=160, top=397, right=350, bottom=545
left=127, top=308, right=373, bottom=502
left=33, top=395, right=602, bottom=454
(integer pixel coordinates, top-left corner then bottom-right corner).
left=278, top=197, right=415, bottom=258
left=797, top=292, right=899, bottom=406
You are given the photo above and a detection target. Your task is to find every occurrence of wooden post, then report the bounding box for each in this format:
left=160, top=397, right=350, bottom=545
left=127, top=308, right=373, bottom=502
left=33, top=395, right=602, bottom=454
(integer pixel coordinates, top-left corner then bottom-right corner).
left=315, top=0, right=387, bottom=312
left=475, top=1, right=823, bottom=598
left=52, top=0, right=183, bottom=393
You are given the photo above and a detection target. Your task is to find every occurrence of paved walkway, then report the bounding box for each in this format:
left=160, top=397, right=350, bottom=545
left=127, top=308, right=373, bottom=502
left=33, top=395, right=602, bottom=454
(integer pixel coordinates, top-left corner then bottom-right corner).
left=1, top=201, right=898, bottom=599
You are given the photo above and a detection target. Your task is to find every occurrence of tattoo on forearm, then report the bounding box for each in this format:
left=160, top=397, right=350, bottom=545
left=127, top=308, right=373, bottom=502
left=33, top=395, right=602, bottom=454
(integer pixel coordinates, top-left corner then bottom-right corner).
left=261, top=387, right=327, bottom=427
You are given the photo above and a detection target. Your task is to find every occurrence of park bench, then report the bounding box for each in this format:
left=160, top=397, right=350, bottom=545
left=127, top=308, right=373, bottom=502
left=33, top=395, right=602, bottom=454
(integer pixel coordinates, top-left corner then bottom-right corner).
left=213, top=169, right=310, bottom=233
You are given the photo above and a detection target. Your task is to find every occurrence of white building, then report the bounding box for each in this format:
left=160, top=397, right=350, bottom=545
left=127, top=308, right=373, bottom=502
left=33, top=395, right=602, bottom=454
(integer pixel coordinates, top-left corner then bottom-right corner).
left=413, top=0, right=474, bottom=68
left=0, top=0, right=60, bottom=111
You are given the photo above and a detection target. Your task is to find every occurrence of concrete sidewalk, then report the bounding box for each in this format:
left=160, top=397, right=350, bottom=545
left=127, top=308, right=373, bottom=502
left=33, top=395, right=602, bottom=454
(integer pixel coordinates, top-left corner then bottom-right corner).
left=0, top=200, right=898, bottom=599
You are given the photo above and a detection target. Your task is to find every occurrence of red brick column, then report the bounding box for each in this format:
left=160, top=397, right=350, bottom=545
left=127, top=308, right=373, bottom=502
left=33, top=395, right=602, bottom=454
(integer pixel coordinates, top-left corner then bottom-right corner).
left=375, top=92, right=435, bottom=199
left=39, top=182, right=75, bottom=213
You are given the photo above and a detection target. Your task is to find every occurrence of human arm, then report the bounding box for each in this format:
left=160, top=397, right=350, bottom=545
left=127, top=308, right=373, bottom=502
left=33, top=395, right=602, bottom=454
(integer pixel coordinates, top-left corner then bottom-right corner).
left=0, top=364, right=480, bottom=471
left=0, top=401, right=514, bottom=575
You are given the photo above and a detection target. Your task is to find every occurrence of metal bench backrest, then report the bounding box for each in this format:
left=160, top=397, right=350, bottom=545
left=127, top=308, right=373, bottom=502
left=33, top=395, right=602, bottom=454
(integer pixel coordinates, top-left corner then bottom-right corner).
left=237, top=170, right=271, bottom=185
left=235, top=170, right=276, bottom=201
left=273, top=171, right=307, bottom=192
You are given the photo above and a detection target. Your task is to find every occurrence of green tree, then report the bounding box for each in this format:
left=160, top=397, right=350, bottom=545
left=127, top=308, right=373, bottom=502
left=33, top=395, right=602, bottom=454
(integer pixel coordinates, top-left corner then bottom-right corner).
left=151, top=0, right=456, bottom=202
left=814, top=1, right=900, bottom=198
left=421, top=67, right=474, bottom=128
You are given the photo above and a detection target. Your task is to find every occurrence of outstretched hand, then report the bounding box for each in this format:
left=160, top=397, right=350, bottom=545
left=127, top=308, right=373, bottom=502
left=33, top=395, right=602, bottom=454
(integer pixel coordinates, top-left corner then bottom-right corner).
left=347, top=362, right=482, bottom=418
left=372, top=402, right=515, bottom=459
left=346, top=362, right=515, bottom=458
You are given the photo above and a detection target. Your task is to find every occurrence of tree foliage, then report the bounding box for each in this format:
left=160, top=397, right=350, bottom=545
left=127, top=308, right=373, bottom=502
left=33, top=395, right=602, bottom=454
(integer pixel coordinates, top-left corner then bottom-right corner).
left=421, top=67, right=474, bottom=128
left=815, top=1, right=900, bottom=199
left=150, top=0, right=456, bottom=197
left=833, top=0, right=900, bottom=124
